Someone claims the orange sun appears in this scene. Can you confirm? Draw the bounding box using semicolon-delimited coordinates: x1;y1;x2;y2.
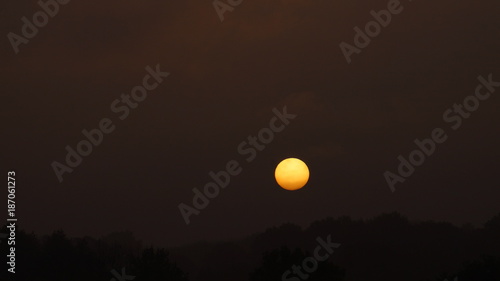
275;158;310;191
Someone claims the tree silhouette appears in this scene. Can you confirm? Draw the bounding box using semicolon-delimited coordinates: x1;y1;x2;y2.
130;247;189;281
2;212;500;281
457;255;500;281
250;246;344;281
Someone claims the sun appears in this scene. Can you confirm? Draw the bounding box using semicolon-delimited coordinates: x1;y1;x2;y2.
274;158;310;191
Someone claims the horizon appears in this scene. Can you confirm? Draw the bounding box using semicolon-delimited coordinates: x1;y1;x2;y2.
7;210;499;248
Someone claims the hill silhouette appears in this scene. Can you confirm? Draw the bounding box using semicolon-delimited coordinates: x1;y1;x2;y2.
1;212;499;281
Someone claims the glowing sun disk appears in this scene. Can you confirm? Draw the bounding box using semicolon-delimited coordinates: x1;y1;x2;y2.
275;158;309;191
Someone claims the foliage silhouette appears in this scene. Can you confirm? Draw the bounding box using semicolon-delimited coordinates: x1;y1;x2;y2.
130;247;189;281
1;212;499;281
250;246;345;281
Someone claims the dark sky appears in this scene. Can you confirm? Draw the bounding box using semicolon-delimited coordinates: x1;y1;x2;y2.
1;0;499;247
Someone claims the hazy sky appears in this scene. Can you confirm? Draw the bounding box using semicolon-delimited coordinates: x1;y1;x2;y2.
1;0;499;247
